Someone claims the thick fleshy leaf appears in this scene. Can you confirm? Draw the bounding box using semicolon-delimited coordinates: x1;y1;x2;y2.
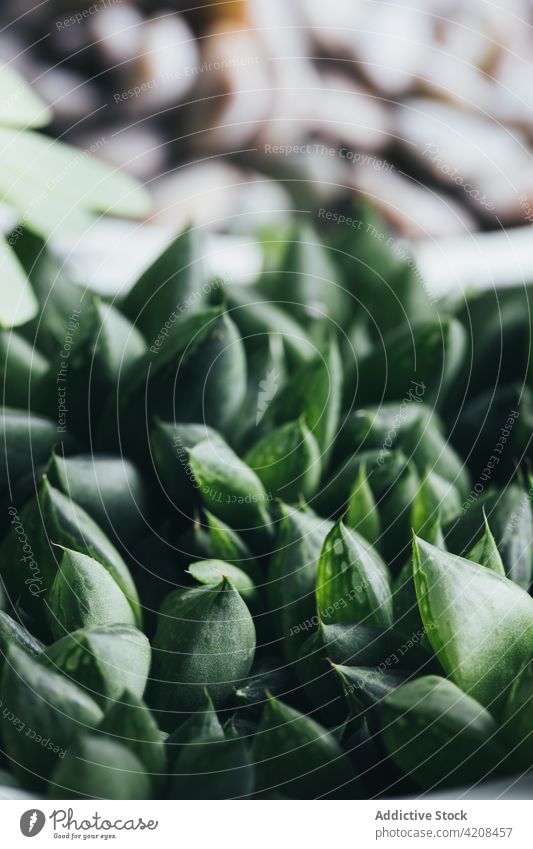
259;223;351;326
413;536;533;711
46;452;149;546
380;676;505;789
47;549;136;640
99;690;166;780
48;735;150;799
445;485;533;589
0;236;39;327
122;225;206;341
165;689;224;756
111;309;246;451
1;646;103;790
379;462;420;565
234;657;296;720
316;520;392;628
188;438;272;538
266;336;342;460
0;408;74;488
149;579;256;730
245;418;321;501
227;288;313;366
0;64;52;127
501;659;533;769
345;464;380;547
0;330;48;409
393;517;445;638
356;318;466;406
252;695;359;798
188;559;258;608
466;513;505;576
267;504;332;661
0;478;140;624
180;509;260;583
312;449;407;519
333;664;409;721
411;471;461;536
170;733;253;800
44;624;150;708
0;610;43;673
0;126;150;219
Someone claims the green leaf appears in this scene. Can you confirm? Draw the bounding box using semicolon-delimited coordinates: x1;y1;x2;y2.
0;408;75;488
46;452;149;546
0;478;140;625
245;418;321;501
188;438;272;538
334;401;432;463
346;463;380;546
413;536;533;711
399;415;470;497
0;64;52;128
149;578;256;730
252;695;359;798
180;509;260;583
312;449;407;519
234;658;295;719
1;646;103;790
380;462;420;566
267;335;342;460
47;549;136;640
0;236;39;327
48;734;150;799
392;516;445;638
380;675;504;789
44;624;150;709
296;620;434;727
122;224;206;341
169;733;253;800
99;690;166;781
466;512;505;576
501;658;533;769
411;471;461;536
113;309;247;450
0;330;48;408
259;222;351;326
188;559;258;608
0;611;43;674
316;520;393;628
165;689;224;755
356;318;466;406
0;126;150;219
227;288;313;366
445;484;533;589
267;503;332;661
333;664;409;720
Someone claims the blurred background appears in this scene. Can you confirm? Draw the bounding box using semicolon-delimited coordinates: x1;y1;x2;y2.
2;0;533;294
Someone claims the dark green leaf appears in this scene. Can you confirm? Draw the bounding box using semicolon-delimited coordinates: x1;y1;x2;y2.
1;646;103;790
44;624;150;708
150;579;256;729
413;536;533;711
48;734;150;799
245;418;321;501
380;676;504;789
252;695;359;798
316;520;392;628
47;549;136;640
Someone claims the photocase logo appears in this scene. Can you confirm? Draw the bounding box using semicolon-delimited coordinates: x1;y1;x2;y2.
256;367;280;425
20;810;46;837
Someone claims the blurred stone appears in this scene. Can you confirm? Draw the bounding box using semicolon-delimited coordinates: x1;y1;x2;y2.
151;160;291;232
350;162;477;237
